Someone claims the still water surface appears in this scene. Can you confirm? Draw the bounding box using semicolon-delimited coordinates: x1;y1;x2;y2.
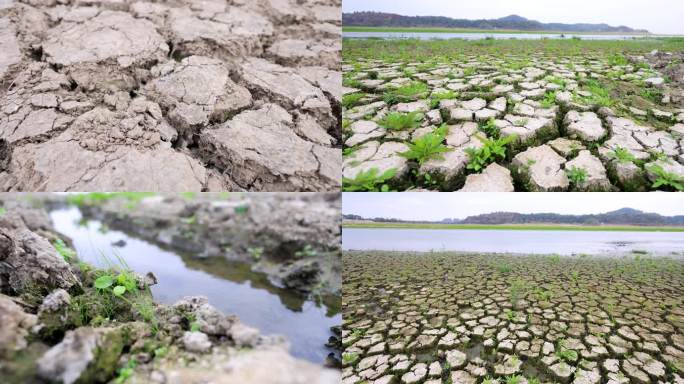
50;207;340;363
343;31;662;41
343;228;684;257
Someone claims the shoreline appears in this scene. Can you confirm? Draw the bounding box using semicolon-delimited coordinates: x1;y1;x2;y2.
342;26;680;37
342;222;684;232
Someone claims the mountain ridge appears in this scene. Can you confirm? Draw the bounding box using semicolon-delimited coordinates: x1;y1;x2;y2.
342;12;650;34
343;208;684;226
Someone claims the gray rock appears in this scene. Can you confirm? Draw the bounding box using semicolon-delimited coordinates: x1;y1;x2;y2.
564;111;606;142
549;362;576;383
565;150;612;191
459;163;514;192
38;288;71;315
230;322;261;347
645;77;664;87
0;18;22;79
37;327;122;384
445;349;467;369
512;145;569;191
0;294;37;356
182;331;212;353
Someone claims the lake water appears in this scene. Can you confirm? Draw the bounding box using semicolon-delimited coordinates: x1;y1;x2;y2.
50;207;340;364
343;31;657;41
343;228;684;257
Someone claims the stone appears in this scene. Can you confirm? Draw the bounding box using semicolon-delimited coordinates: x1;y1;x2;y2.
459;163;514;192
0;294;37;356
182;331;212;353
565;150;612;191
230;322;261;347
445;349;467;369
37;327;124;384
645;77;665;86
38;288;71;315
512;145;569;191
564;111;606;142
549;362;576;383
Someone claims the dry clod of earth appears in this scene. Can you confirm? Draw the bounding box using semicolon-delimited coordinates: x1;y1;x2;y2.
0;0;341;191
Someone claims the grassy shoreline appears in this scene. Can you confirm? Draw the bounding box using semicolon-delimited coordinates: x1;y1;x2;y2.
342;26;656;36
343;222;684;232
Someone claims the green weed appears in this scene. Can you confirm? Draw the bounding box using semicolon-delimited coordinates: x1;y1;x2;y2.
378;112;424;131
608;146;636;164
540;91;557;108
478;118;500;138
342;93;365;109
53;239;77;262
566;166;588;186
399;125;452;165
647;164;684;191
465;134;516;173
342;168;397;192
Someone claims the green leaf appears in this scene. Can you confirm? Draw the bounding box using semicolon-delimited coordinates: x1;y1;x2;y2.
94;275;114;290
113;285;126;296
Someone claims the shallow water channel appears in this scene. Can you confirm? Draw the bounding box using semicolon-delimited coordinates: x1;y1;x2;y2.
343;228;684;257
342;31;665;40
50;207;340;364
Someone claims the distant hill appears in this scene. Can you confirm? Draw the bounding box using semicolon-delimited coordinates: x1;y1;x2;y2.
342;12;650;34
343;208;684;226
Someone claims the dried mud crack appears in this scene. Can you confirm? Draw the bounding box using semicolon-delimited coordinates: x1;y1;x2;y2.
0;0;341;191
342;251;684;384
342;39;684;191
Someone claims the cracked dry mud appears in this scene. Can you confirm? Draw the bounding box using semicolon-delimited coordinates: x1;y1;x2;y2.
342;251;684;384
0;0;341;191
342;46;684;192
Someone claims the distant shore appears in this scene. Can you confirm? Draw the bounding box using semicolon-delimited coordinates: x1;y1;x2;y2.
343;222;684;232
341;26;657;35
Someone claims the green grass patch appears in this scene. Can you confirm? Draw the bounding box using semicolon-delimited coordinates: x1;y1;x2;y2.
342;222;684;232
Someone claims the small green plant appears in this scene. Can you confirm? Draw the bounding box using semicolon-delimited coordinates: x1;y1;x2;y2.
342;93;365;109
556;340;579;363
399;125;452;165
463;67;476;76
432;90;457;101
247;247;264;261
509;278;529;307
234;205;249;215
549;254;561;264
382;91;400;106
580;79;613;107
497;263;511;273
190;322;201;332
608;146;636;164
566;166;588;186
608;53;629;66
0;207;6;216
505;309;515;321
378;111;424;131
154;346;168;359
479;118;500;138
53;238;77;262
343;167;397;192
342;352;359;365
505;375;523;384
295;244;318;258
393;81;429;100
180;192;196;200
115;359;137;384
465;134;516;173
647;164;684;191
513;118;528;126
540;91;557;108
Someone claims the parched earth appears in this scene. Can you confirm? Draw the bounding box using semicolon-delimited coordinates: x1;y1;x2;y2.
342;251;684;384
342;50;684;191
0;0;341;191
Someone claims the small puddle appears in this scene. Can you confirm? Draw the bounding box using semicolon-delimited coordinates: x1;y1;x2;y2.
50;207;340;364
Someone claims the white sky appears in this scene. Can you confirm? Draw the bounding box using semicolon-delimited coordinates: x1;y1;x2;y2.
342;0;684;35
343;193;684;221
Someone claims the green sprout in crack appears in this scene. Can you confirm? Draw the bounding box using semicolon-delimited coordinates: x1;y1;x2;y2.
342;167;397;192
566;166;588;186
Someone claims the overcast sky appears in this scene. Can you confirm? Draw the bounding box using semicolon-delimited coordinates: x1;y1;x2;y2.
342;0;684;35
343;193;684;221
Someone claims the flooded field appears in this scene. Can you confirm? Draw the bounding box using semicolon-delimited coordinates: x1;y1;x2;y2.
50;206;340;363
342;39;684;192
342;228;684;257
342;251;684;383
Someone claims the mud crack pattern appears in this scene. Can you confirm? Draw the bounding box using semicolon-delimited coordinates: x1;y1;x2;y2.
0;0;341;191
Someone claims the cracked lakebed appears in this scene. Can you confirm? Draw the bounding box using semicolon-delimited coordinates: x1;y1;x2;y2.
342;39;684;192
342;251;684;384
0;0;341;191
